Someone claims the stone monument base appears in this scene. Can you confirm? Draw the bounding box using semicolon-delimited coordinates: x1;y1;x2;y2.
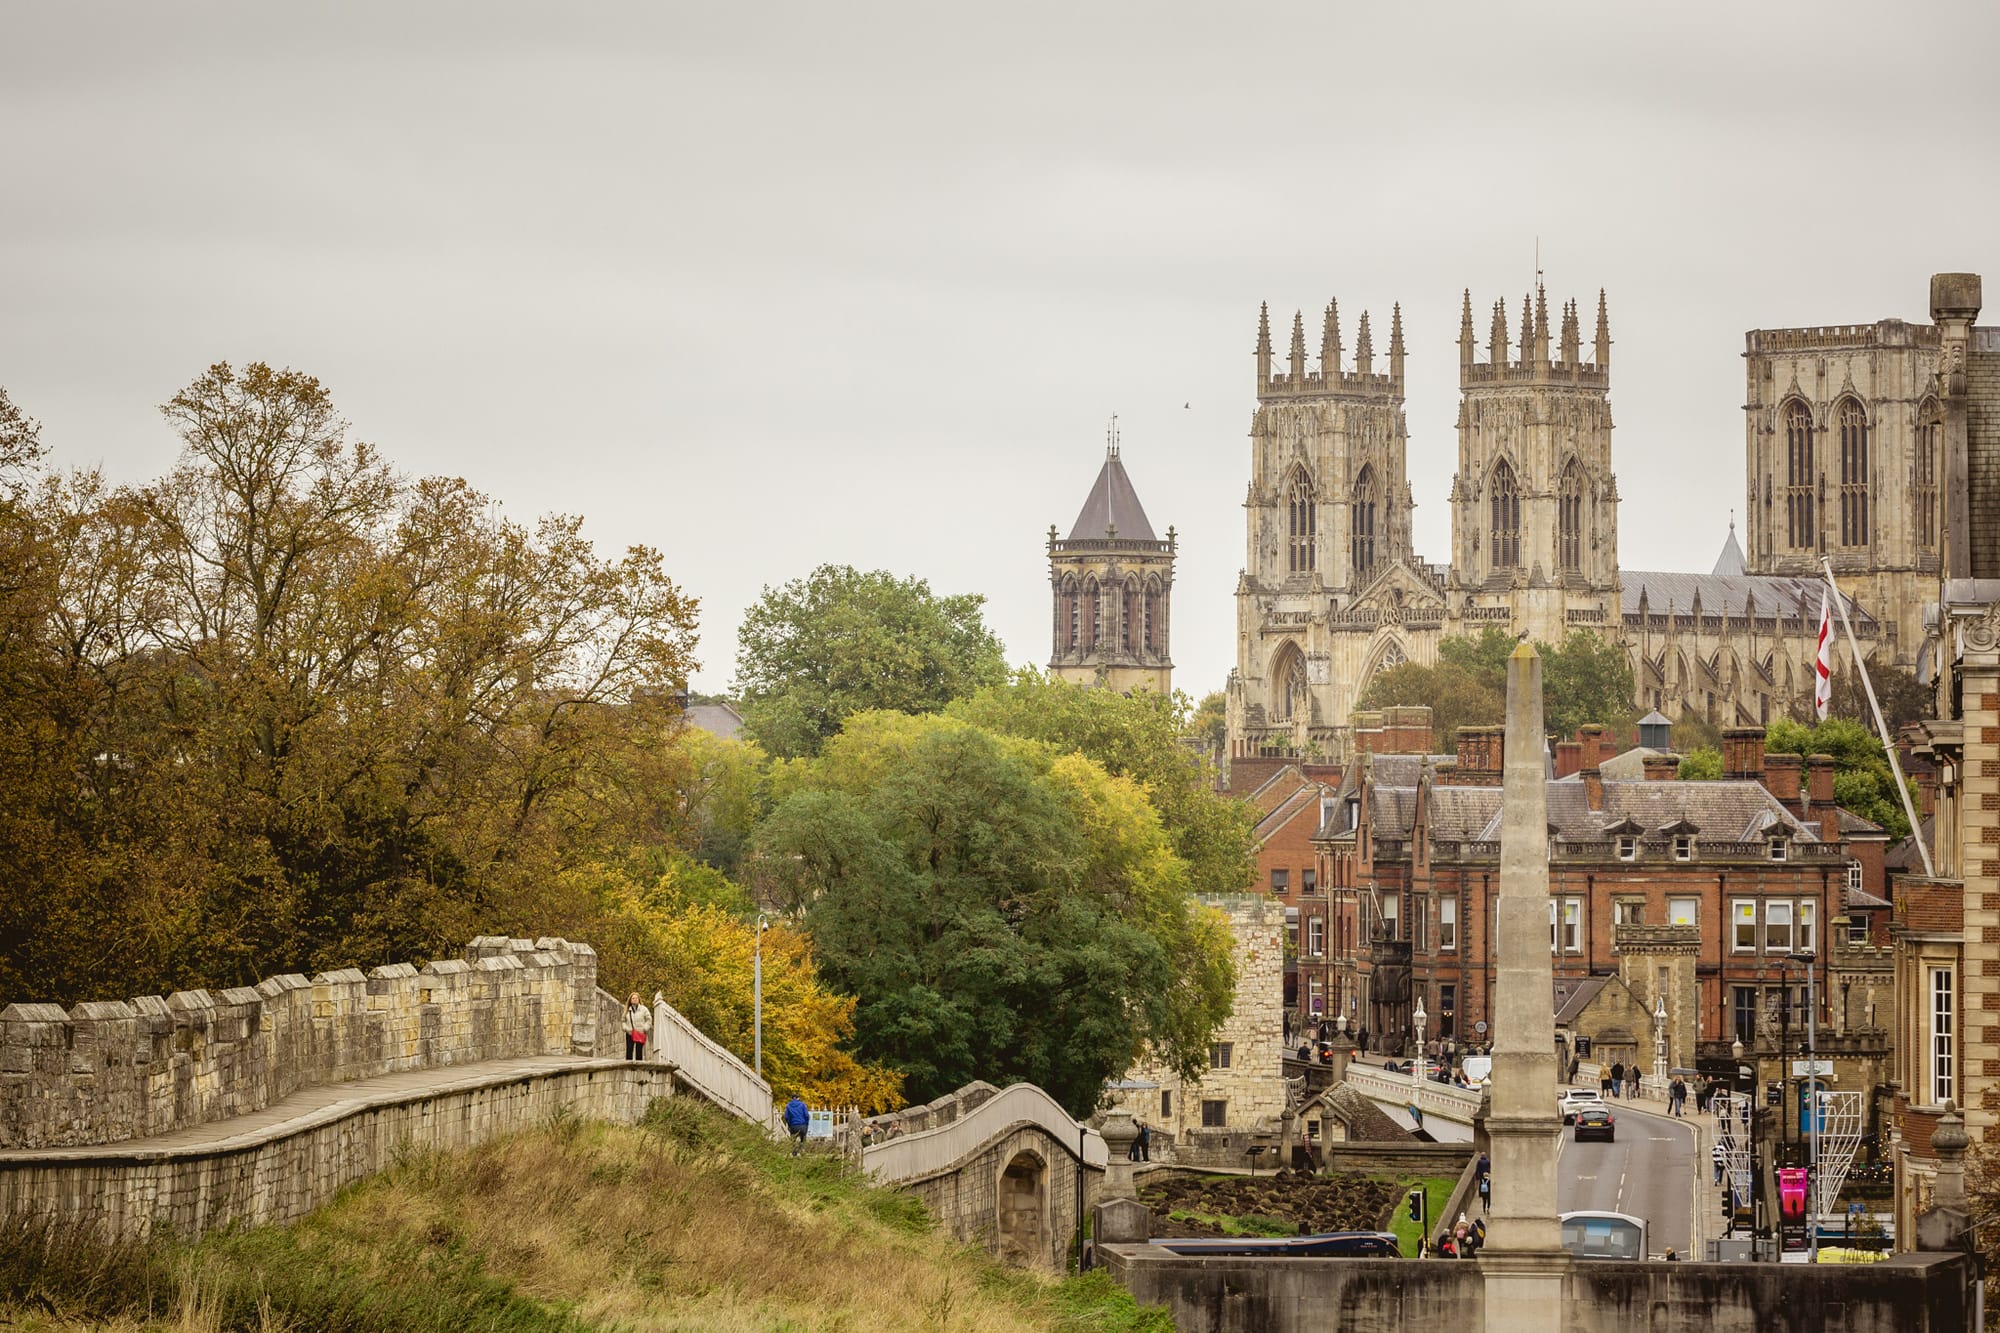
1477;1250;1570;1333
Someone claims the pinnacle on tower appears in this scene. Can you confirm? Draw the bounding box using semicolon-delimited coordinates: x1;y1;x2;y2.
1559;298;1580;365
1256;302;1272;387
1459;289;1476;363
1533;282;1550;364
1518;292;1534;368
1593;288;1611;368
1289;309;1307;383
1321;298;1342;374
1490;296;1509;366
1389;303;1406;385
1355;310;1373;374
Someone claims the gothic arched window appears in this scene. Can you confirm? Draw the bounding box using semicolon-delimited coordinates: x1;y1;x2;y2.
1144;577;1163;655
1783;399;1815;549
1489;460;1521;569
1287;468;1317;574
1059;575;1078;653
1558;458;1583;573
1837;397;1869;547
1272;644;1309;722
1121;578;1139;653
1916;398;1939;551
1351;465;1379;583
1082;577;1099;651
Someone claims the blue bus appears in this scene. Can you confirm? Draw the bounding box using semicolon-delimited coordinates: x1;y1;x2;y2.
1558;1210;1649;1261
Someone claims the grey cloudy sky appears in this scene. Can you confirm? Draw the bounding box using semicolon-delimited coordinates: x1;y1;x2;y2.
4;3;1996;699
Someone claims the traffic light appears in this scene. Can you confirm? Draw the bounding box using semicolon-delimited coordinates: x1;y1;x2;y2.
1407;1188;1424;1224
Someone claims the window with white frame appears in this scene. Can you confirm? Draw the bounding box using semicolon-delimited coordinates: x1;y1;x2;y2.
1439;897;1457;952
1669;897;1698;928
1307;975;1323;1015
1614;899;1645;927
1732;900;1757;952
1549;900;1559;953
1764;900;1794;953
1932;968;1955;1106
1797;900;1816;954
1308;916;1325;957
1673;834;1695;861
1846;861;1864;894
1617;834;1637;861
1414;898;1428;952
1379;892;1399;940
1847;915;1868;945
1768;837;1787;862
1555;898;1582;953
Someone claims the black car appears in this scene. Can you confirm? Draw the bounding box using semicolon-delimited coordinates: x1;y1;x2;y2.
1573;1106;1615;1142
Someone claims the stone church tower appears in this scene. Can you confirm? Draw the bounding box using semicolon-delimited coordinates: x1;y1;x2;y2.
1449;284;1621;642
1226;297;1434;755
1047;428;1175;693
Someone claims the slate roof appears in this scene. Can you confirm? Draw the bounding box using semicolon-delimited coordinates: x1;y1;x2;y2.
1712;525;1746;576
1067;452;1157;541
685;702;745;740
1319;1082;1414;1143
1256;784;1325;842
1554;976;1612;1027
1620;570;1876;629
1360;777;1821;844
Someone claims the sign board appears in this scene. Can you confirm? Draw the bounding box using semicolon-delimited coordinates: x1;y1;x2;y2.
1474;1021;1489;1034
1791;1059;1835;1078
1777;1166;1811;1254
807;1109;836;1140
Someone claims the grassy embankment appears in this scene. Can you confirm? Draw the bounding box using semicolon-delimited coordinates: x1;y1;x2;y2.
1386;1176;1462;1257
0;1099;1170;1333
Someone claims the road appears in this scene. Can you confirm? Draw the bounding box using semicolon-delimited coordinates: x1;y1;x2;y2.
1557;1102;1697;1257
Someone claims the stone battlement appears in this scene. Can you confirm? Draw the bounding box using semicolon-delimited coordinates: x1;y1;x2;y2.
0;936;599;1150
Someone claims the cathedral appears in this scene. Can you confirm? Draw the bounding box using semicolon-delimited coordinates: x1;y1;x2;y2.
1223;282;1904;760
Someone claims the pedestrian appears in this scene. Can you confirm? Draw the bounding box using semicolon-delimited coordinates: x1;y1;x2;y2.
1664;1247;1679;1261
1467;1216;1486;1256
1138;1121;1151;1162
1358;1027;1370;1054
1711;1140;1726;1185
1297;1041;1311;1062
1477;1172;1490;1212
1435;1229;1456;1259
623;992;652;1061
1475;1151;1490;1184
1568;1055;1581;1085
1628;1066;1640;1099
1454;1219;1471;1258
1670;1076;1686;1116
784;1094;810;1156
1608;1061;1623;1098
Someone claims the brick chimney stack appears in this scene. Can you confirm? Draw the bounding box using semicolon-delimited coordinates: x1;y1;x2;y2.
1722;727;1766;782
1352;709;1384;757
1579;725;1606;812
1642;754;1682;781
1455;726;1505;787
1808;753;1840;840
1578;724;1610;772
1555;740;1583;779
1381;705;1434;756
1765;753;1803;804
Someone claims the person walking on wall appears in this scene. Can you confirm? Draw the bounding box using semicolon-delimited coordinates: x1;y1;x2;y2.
784;1095;810;1156
624;992;651;1061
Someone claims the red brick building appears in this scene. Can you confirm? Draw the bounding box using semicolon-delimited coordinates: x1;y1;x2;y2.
1238;763;1338;1029
1315;724;1873;1071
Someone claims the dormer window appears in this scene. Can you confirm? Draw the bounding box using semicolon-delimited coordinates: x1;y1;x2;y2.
1672;835;1694;861
1768;837;1787;862
1617;835;1638;861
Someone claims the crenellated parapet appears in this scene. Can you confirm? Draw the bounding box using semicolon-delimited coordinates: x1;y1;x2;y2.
0;936;599;1150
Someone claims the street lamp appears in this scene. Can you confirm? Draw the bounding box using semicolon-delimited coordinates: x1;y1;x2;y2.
1653;993;1668;1092
754;912;767;1078
1794;950;1820;1264
1413;996;1428;1090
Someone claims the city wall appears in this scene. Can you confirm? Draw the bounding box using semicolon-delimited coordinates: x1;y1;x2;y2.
0;936;601;1150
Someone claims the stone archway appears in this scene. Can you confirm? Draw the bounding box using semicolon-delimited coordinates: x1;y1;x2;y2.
996;1150;1048;1265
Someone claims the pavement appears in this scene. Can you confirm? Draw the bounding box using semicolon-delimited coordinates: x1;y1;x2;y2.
1559;1076;1711;1258
0;1054;633;1162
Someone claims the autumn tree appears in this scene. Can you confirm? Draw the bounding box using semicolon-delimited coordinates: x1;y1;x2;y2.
731;564;1005;758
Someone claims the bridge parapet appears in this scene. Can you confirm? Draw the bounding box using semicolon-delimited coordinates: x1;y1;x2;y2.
0;937;600;1150
1342;1062;1484;1127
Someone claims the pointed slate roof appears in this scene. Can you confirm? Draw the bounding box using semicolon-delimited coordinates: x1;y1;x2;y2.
1713;523;1746;576
1067;451;1157;541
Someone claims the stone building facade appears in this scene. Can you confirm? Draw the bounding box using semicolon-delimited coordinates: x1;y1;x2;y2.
1893;272;2000;1248
1047;432;1175;694
1224;281;1921;761
1111;894;1284;1141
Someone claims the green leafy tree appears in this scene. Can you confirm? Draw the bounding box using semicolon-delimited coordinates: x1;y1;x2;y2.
1826;662;1931;733
1362;628;1634;745
1676;748;1723;781
1189;689;1228;756
1539;631;1640;741
1438;627;1517;682
1356;662;1503;745
1764;717;1913;839
949;671;1256;898
756;712;1234;1115
732;564;1006;759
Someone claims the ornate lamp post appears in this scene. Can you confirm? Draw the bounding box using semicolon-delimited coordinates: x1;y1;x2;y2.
1413;996;1428;1090
1653;993;1668;1091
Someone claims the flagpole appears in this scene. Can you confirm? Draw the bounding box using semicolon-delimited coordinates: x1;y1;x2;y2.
1820;559;1933;878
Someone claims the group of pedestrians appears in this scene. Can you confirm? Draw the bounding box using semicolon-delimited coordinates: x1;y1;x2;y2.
1596;1061;1642;1099
1433;1213;1486;1258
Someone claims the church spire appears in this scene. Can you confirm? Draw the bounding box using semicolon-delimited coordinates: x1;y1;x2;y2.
1593;288;1611;368
1533;282;1550;365
1559;298;1580;365
1518;292;1534;368
1289;309;1306;384
1459;289;1476;373
1389;303;1406;387
1491;296;1509;366
1321;299;1342;377
1355;310;1374;375
1255;302;1272;388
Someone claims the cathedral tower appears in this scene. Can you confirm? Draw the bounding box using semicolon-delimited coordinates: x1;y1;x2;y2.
1229;296;1433;759
1450;283;1621;642
1048;424;1175;693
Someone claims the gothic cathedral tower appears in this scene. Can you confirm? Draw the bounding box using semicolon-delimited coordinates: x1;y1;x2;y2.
1450;284;1621;641
1228;297;1428;757
1048;426;1175;693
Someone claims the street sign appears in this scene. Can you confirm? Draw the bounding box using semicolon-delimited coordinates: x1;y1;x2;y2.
1474;1021;1488;1034
1790;1059;1834;1078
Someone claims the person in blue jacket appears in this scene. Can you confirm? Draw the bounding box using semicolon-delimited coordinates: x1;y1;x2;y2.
784;1095;810;1156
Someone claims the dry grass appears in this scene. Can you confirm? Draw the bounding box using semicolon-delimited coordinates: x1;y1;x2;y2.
0;1099;1168;1333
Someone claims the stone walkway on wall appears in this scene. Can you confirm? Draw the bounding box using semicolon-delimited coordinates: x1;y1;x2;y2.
0;1053;628;1163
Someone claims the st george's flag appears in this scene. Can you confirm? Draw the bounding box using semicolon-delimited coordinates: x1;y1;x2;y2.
1814;588;1834;721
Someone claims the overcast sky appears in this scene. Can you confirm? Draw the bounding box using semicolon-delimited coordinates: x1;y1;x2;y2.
4;3;1995;699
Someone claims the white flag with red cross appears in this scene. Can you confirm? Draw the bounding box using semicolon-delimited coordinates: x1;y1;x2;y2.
1814;588;1834;721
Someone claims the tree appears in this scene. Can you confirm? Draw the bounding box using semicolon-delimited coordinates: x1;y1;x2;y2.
1764;717;1913;839
949;671;1257;898
1188;690;1228;756
1540;631;1640;741
1356;660;1503;746
1361;628;1635;746
1676;748;1723;781
732;564;1005;758
1827;661;1931;733
756;712;1235;1116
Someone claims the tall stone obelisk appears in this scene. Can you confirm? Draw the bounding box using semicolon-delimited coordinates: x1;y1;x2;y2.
1479;643;1567;1329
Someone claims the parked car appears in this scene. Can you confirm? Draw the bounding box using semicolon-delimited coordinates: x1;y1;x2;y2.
1558;1089;1605;1124
1573;1106;1616;1142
